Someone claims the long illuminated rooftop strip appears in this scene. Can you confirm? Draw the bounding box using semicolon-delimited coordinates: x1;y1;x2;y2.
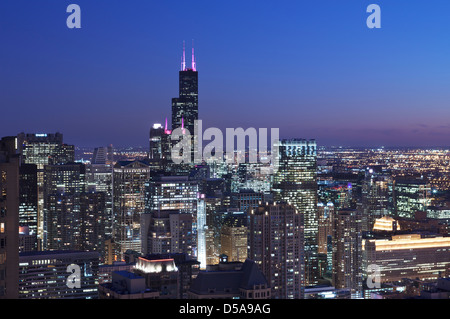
371;235;450;251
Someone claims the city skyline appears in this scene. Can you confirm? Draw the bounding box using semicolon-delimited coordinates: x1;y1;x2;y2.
3;0;450;304
2;1;450;148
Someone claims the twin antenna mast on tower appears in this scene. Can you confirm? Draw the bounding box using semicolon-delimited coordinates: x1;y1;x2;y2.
181;40;196;72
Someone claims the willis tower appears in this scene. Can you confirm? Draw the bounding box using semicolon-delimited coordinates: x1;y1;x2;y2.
172;41;198;136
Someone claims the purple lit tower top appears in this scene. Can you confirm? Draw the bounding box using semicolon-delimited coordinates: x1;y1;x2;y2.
172;40;198;136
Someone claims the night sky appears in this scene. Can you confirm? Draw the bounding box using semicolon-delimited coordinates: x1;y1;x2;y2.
2;0;450;148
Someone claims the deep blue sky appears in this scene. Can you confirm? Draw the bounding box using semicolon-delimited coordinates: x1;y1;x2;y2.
1;0;450;148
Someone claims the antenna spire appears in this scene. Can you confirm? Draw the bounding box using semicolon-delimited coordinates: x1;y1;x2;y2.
164;117;171;134
191;39;196;71
181;41;186;71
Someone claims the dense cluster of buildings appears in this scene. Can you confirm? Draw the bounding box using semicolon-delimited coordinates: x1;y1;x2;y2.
1;49;450;300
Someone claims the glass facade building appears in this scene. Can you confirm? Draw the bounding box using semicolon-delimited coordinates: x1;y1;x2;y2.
17;133;75;245
272;139;318;285
112;160;151;260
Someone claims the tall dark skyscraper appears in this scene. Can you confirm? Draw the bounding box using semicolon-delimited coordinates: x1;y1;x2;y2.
171;42;198;136
0;136;20;299
19;164;38;235
19;164;38;251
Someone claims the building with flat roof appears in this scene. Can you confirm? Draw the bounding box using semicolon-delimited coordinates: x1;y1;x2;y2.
363;233;450;283
18;250;100;299
143;253;200;299
419;277;450;299
304;285;351;299
0;136;20;299
98;270;159;299
187;259;270;299
98;261;136;284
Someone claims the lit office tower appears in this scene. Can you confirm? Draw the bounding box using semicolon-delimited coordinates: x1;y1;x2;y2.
144;175;207;268
318;202;334;255
87;147;114;241
43;163;107;254
86;163;113;239
394;177;431;219
79;191;107;254
220;214;248;263
17;133;75;167
332;208;362;299
204;196;225;265
44;162;86;196
44;190;106;255
149;122;172;170
141;210;194;257
360;166;393;231
172;43;198;136
19;163;38;251
317;202;334;279
45;193;81;250
18;250;100;299
17;132;74;246
235;162;273;193
232;189;266;213
0;137;20;299
363;233;450;283
272;139;318;285
249;202;305;299
43;163;86;250
112;160;151;260
145;176;199;213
